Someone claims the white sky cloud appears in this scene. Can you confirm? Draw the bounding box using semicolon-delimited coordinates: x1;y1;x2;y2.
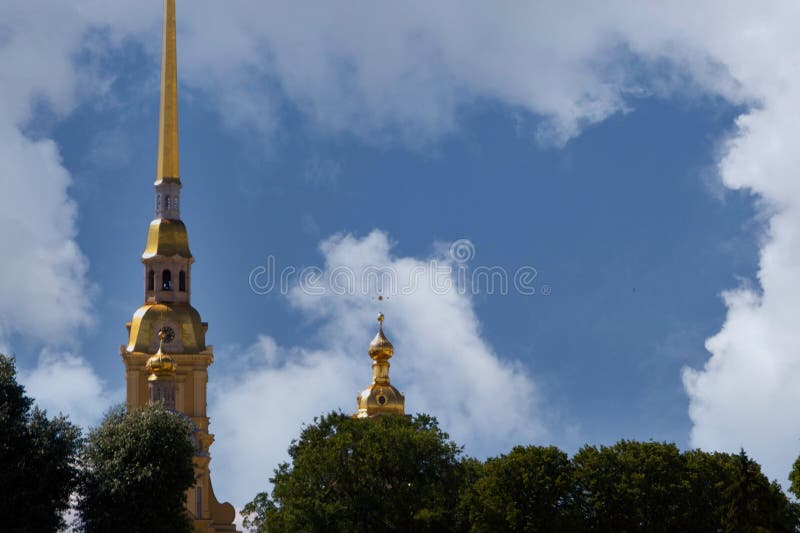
0;1;131;428
19;350;123;429
210;230;547;508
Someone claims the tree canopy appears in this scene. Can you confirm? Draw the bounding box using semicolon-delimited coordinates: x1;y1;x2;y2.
0;354;82;533
245;413;800;533
243;412;469;533
472;441;798;533
722;449;798;533
572;440;691;531
75;404;197;533
463;445;579;532
788;451;800;502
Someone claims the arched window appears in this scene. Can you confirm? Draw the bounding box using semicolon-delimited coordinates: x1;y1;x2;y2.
179;271;186;292
164;195;170;211
148;270;155;291
162;269;173;291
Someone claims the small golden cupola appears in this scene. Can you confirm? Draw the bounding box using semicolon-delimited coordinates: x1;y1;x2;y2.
356;313;405;418
145;328;178;410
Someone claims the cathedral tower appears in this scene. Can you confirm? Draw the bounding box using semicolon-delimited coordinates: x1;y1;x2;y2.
119;1;237;530
356;313;406;418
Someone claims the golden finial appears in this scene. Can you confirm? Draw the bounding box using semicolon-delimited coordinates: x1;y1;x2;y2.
146;326;177;378
157;327;167;352
156;0;180;185
368;313;393;360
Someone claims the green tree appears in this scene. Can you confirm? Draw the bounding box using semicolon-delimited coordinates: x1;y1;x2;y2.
722;449;797;533
243;412;467;533
463;445;580;532
0;354;82;533
571;442;798;532
454;457;485;531
75;404;197;533
789;450;800;501
683;449;739;530
572;440;690;532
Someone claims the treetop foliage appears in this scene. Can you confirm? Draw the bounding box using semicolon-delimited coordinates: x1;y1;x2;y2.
75;404;197;533
245;414;800;533
0;354;82;533
244;412;468;533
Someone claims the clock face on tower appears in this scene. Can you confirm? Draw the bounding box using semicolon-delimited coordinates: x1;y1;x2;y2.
162;326;176;344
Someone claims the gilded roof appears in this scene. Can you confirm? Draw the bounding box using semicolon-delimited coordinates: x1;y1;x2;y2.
368;313;394;360
356;383;405;418
143;218;192;259
127;303;207;354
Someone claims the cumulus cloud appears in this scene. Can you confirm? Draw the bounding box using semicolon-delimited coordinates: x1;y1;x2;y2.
0;1;140;425
682;103;800;484
593;1;800;488
19;350;123;429
0;127;93;345
0;6;93;344
210;231;546;508
169;1;737;144
36;1;735;145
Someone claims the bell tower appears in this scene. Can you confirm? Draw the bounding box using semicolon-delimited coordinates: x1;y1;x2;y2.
119;1;238;531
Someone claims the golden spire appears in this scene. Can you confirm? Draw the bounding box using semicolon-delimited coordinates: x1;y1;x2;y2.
356;313;405;418
156;0;180;185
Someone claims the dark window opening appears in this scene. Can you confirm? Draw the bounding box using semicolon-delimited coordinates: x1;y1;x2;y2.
162;270;173;291
148;270;155;291
179;271;187;292
196;487;202;518
164;195;170;211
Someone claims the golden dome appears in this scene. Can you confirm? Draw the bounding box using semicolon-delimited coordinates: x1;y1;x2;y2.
146;329;177;379
143;218;192;259
356;383;405;418
126;303;207;354
368;313;394;360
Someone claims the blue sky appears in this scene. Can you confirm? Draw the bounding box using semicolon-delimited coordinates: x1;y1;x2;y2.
2;0;799;511
62;88;755;446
